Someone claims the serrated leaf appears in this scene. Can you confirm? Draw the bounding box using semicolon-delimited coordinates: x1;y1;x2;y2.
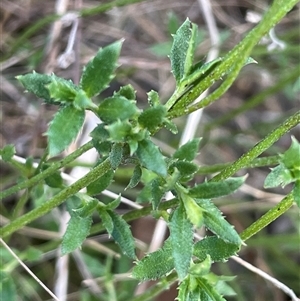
196;199;242;245
87;169;114;196
264;164;293;188
163;118;178;134
109;142;123;169
197;277;226;301
98;208;114;234
132;239;174;281
80;40;123;97
169;203;193;280
0;144;15;162
46;76;78;103
107;210;136;259
177;277;190;301
172;160;199;181
46;106;85;156
181;193;204;228
73;89;97;110
90;123;110;142
106;120;132;142
170;19;197;83
126;165;142;190
114;84;136;100
189;176;246;199
193;236;240;262
16;72;54;103
138;105;167;132
147;90;160;107
189;256;212;276
293;181;300;207
136;139;167;176
173;138;201;162
97;96;138;124
61;214;92;254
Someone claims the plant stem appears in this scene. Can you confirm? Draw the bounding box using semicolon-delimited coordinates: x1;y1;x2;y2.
168;0;299;119
240;193;294;241
211;110;300;182
0;141;94;201
0;158;111;238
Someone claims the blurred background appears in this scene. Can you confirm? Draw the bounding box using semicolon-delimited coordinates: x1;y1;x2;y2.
1;0;299;300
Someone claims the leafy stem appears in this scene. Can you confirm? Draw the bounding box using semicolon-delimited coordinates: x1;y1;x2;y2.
167;0;299;119
0;140;94;201
240;193;294;241
211;110;300;182
0;158;111;238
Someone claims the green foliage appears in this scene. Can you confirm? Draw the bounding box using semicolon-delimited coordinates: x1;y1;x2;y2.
3;4;300;301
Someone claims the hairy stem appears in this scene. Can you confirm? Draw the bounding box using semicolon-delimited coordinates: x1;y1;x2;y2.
1;158;111;238
1;141;94;201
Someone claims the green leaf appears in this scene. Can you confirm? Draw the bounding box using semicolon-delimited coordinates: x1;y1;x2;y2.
105;120;132;142
46;106;85;156
114;84;136;100
171;160;199;181
197;277;226;301
90;123;110;142
132;239;174;281
16;72;53;103
87;169;114;196
136;139;167;176
147;90;160;107
105;195;121;210
170;18;198;83
189;176;246;199
181;193;204;228
0;271;17;301
0;144;15;162
46;76;78;103
72;195;99;218
138;105;167;132
126;165;142;190
196;199;242;245
281;136;300;174
109;142;123;169
264;164;293;188
193;236;240;262
73;89;97;110
293;181;300;207
98;208;114;234
169;203;194;280
97;96;138;124
173;138;201;161
44;170;63;188
106;210;136;259
80;40;123;97
151;178;165;209
189;256;212;276
61;214;92;254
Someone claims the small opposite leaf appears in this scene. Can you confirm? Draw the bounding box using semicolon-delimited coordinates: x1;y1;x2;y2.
80;40;123;97
173;138;201;161
189;176;246;199
16;72;53;103
196;199;242;246
125;165;142;190
0;145;15;162
46;106;85;156
147;90;160;107
106;120;132;142
264;164;292;188
281;136;300;171
114;84;136;100
138;105;167;132
98;208;114;234
62;214;92;254
136;139;167;176
97;96;138;124
132;239;174;281
169;203;194;280
109;142;123;169
193;236;240;262
170;19;197;83
107;210;136;259
181;193;204;228
87;169;114;196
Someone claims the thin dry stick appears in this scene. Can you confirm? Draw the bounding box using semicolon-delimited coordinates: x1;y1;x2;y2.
231;256;300;301
0;238;60;301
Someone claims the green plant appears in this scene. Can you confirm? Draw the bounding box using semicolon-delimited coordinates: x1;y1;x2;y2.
1;0;299;300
